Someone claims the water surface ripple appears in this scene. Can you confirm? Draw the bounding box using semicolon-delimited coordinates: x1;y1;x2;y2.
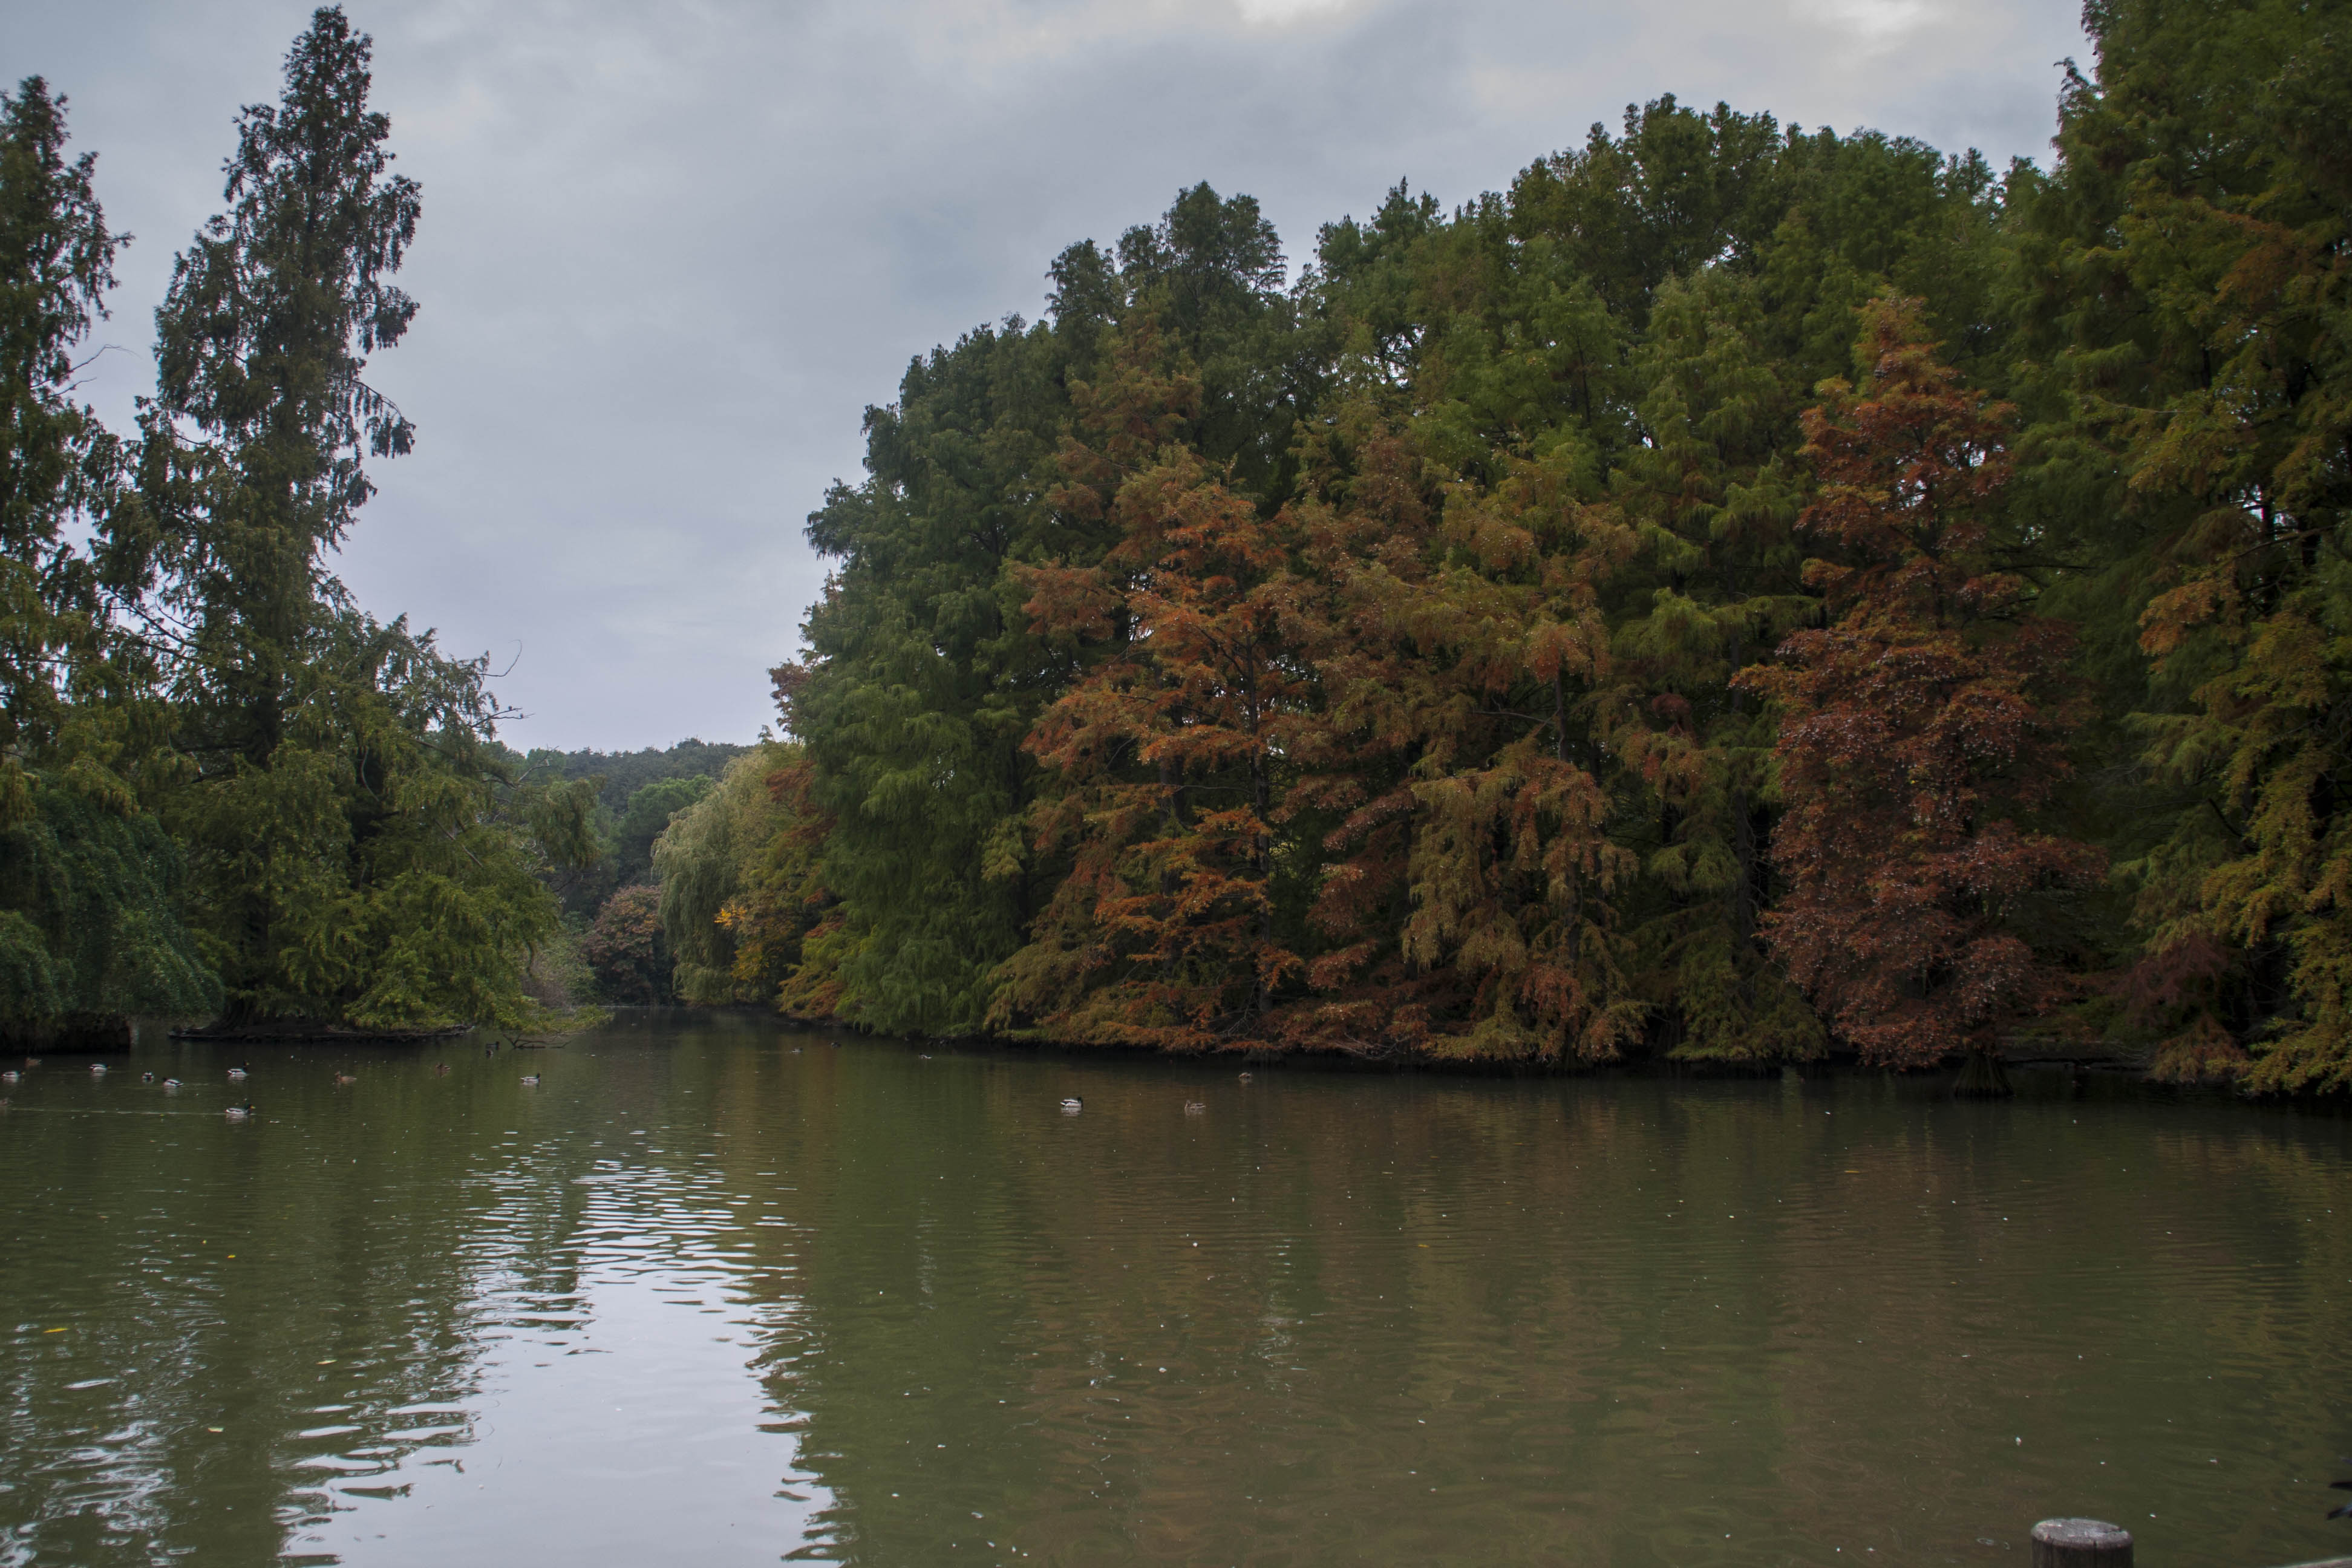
1;1013;2348;1566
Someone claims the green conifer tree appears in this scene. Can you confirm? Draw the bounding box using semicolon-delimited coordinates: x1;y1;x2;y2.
1602;271;1820;1060
2015;0;2352;1089
0;77;217;1043
106;9;569;1033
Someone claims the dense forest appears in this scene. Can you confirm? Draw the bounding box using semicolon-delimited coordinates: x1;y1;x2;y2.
649;0;2352;1094
7;1;2350;1092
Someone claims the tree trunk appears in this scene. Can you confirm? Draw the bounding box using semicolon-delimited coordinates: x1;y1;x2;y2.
1955;1045;2013;1100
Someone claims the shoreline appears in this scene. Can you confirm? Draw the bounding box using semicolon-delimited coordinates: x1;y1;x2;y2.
590;1005;2352;1107
52;1005;2344;1110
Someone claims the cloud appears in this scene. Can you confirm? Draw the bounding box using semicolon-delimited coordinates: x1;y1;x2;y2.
1797;0;1939;45
8;0;2086;750
1236;0;1365;25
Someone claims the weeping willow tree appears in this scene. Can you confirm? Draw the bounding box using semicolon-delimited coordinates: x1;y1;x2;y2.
654;740;835;1009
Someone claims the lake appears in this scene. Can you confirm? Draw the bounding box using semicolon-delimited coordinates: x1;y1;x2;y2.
2;1011;2349;1566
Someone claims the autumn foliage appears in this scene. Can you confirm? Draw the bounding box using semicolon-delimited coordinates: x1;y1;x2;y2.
1736;300;2102;1067
987;322;1646;1060
996;328;1312;1047
738;9;2352;1093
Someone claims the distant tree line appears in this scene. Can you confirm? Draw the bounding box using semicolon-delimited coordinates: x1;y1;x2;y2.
521;740;749;1005
649;0;2352;1093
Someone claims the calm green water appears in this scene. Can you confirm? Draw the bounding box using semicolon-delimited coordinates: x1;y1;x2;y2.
2;1014;2350;1567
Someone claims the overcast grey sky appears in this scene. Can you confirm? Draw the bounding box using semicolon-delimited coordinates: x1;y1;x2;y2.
8;0;2088;752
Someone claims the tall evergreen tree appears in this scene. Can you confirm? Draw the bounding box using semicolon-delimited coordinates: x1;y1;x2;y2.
0;77;216;1042
799;185;1299;1037
1997;0;2352;1089
1598;270;1819;1061
106;9;571;1033
796;314;1081;1036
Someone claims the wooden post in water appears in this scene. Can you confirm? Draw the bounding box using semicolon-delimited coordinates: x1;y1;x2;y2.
2031;1518;2132;1567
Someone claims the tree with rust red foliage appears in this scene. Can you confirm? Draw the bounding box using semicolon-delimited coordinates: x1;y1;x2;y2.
1736;298;2102;1076
582;884;668;1005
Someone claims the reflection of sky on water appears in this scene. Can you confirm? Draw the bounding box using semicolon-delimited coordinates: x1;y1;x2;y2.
309;1161;831;1567
0;1034;842;1568
6;1022;2352;1568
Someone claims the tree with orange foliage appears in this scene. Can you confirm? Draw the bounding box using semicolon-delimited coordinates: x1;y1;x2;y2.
1272;393;1647;1061
993;324;1312;1048
1391;448;1644;1060
1737;298;2102;1082
1269;409;1454;1054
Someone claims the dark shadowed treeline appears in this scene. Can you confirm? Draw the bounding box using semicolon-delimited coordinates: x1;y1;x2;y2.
659;0;2352;1091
